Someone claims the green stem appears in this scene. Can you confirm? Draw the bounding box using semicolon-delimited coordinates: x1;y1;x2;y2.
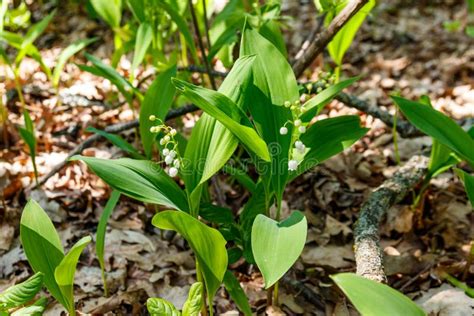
13;69;25;109
273;281;279;306
196;261;209;316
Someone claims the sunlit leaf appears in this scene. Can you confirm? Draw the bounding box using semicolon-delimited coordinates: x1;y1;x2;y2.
152;211;227;303
182;282;203;316
55;236;92;314
252;212;307;288
20;200;67;308
70;156;188;211
0;272;43;311
331;273;426;316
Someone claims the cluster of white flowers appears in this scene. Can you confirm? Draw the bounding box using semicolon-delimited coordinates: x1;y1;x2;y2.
149;115;181;177
278;100;310;171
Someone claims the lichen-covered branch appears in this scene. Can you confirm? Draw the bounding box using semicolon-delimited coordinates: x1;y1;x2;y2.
292;0;369;78
353;155;429;282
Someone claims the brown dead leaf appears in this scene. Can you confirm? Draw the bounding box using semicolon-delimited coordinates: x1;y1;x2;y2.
301;245;354;269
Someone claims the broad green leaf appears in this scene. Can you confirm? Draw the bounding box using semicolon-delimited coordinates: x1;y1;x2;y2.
258;20;287;58
294;115;369;178
96;190;121;295
130;22;153;80
52;38;97;88
139;65;176;158
393;96;474;167
20;200;67;308
55;236;91;314
252;212;307;288
181;282;203;316
152;211;228;303
0;272;43;311
331;273;426;316
71;156;188;211
326;0;375;66
90;0;122;28
455;169;474;209
223;270;252;316
0;0;8;33
300;77;359;122
86;127;144;159
21;10;55;49
240;26;299;202
146;297;180;316
173;78;270;162
181;56;255;214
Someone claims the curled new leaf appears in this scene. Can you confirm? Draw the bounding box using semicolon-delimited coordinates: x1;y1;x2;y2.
146;298;180;316
55;236;92;315
0;272;44;311
182;282;203;316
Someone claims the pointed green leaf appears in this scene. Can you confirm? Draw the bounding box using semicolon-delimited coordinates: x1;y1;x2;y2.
70;156;188;211
240;26;299;201
146;297;180;316
455;169;474;209
55;236;91;314
393;96;474;166
181;55;255;213
223;270;252;316
300;77;359;122
131;22;153;80
86;127;144;159
173;78;270;162
182;282;203;316
331;273;426;316
252;212;307;288
139;65;176;158
294;115;369;178
0;272;43;311
20;200;67;308
52;38;97;88
152;211;228;303
22;10;55;49
90;0;122;28
96;190;121;294
326;0;375;65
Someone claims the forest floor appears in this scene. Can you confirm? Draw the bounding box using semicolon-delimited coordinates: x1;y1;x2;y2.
1;0;474;315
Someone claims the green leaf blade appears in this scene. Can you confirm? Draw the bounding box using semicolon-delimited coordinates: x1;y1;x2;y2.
54;236;92;313
70;156;189;211
20;200;67;308
152;211;228;303
0;272;43;311
331;273;426;316
252;212;307;288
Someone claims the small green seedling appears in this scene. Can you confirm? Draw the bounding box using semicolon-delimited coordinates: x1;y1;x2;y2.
20;200;91;316
147;282;203;316
18;110;38;185
0;272;46;315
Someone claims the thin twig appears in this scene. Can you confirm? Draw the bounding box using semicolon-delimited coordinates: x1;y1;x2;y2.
354;155;429;282
202;0;212;51
292;0;369;78
188;0;217;90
